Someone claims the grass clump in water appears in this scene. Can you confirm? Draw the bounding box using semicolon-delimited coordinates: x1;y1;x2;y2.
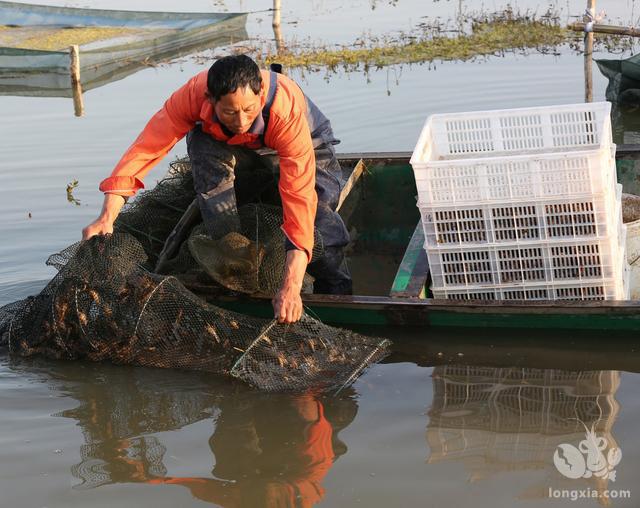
263;10;567;70
0;26;143;51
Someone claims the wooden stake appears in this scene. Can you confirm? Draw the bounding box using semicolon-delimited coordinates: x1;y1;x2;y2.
272;0;284;54
584;0;595;103
272;0;281;28
69;45;84;117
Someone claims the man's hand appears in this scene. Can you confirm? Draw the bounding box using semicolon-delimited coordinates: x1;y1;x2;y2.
82;193;126;240
272;249;307;324
273;283;303;324
82;218;114;240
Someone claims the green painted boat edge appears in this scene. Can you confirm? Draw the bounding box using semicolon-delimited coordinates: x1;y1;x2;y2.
209;294;640;331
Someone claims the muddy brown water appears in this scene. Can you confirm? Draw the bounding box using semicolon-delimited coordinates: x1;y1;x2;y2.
2;1;640;506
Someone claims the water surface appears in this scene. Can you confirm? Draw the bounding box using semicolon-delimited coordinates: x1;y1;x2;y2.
1;1;640;506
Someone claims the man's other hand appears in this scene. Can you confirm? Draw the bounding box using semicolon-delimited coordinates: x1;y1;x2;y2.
272;284;303;324
272;249;307;324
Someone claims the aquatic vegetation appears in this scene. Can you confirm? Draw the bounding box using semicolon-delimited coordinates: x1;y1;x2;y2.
240;8;637;72
264;19;566;70
0;26;144;51
66;179;80;206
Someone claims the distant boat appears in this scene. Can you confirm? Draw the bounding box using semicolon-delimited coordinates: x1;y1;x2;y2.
0;1;248;97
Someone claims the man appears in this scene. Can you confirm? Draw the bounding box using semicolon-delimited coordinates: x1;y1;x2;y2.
82;55;351;324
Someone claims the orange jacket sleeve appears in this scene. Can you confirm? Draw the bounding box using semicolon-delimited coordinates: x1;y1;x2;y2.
99;71;207;196
265;97;317;263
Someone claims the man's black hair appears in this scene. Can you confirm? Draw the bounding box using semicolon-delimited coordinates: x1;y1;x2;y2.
207;55;262;101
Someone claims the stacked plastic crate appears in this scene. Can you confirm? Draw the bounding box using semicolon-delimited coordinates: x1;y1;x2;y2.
410;102;629;301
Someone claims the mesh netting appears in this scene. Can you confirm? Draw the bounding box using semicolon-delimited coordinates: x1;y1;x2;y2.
114;158;322;296
189;203;321;294
623;193;640;224
0;233;390;392
230;315;383;392
113;160;196;269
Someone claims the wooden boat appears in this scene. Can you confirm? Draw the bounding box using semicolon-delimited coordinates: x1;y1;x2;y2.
185;146;640;332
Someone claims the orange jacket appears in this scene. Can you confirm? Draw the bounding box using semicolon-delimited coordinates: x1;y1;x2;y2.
100;69;318;261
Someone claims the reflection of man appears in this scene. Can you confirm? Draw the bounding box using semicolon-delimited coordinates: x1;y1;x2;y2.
152;394;336;507
58;366;357;507
82;54;351;324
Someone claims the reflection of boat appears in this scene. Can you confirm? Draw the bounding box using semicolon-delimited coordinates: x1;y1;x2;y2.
389;328;640;374
0;1;248;97
426;365;620;501
41;362;357;506
189;148;640;332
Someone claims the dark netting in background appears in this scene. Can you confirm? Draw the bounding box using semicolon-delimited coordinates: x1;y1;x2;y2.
114;157;322;295
189;203;321;294
113;158;196;270
0;234;390;392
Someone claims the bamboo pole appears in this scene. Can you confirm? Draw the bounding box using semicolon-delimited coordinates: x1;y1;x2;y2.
272;0;281;29
272;0;284;54
69;45;84;117
584;0;595;103
569;22;640;37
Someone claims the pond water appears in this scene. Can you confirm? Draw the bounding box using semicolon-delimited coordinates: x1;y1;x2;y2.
1;0;640;506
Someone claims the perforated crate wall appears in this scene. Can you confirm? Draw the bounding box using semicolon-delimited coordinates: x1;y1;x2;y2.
413;149;617;206
427;237;624;288
411;102;612;163
420;185;621;248
431;280;625;301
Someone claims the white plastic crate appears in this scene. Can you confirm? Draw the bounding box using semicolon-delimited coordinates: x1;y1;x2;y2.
420;185;622;249
410;102;614;206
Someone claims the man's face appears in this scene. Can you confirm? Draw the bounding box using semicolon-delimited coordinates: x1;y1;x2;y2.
212;85;262;135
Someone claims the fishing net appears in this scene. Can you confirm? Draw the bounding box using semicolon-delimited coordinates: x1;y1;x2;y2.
113;157;321;295
623;193;640;224
597;53;640;106
188;203;321;294
113;159;196;270
0;233;390;392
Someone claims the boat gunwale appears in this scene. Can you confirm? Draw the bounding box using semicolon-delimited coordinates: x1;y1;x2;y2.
337;146;640;162
189;286;640;315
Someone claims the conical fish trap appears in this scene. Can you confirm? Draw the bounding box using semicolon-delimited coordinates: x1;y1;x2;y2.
0;234;390;392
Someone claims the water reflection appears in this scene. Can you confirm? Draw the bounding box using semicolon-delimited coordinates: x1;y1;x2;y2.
427;365;620;502
42;364;356;507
